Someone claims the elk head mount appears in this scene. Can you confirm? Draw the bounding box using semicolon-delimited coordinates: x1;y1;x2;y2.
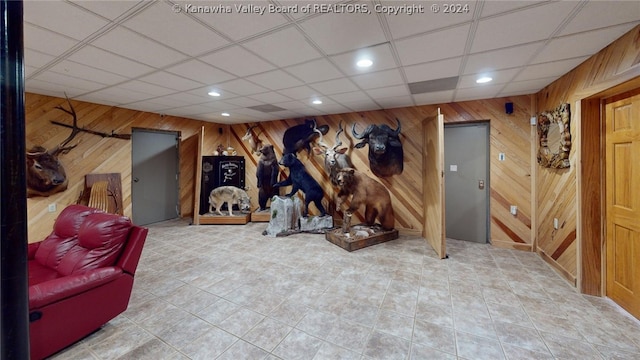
27;96;131;198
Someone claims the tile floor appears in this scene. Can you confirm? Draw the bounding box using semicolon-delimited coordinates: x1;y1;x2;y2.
51;219;640;359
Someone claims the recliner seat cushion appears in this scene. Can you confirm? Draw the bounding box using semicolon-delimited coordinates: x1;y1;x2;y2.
57;213;132;276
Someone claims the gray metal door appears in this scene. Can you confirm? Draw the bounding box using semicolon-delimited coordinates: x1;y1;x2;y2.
444;123;489;243
132;128;180;225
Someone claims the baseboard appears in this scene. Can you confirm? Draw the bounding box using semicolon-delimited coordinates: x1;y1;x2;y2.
537;249;577;287
490;239;533;251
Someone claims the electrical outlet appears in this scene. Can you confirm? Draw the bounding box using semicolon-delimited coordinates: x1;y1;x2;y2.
499;153;505;161
510;205;517;215
48;203;57;213
530;116;537;125
554;218;559;229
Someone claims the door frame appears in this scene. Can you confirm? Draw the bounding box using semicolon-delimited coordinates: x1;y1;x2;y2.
579;77;640;296
131;127;181;224
443;121;491;243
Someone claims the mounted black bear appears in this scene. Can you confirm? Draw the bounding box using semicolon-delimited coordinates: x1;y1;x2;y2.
274;153;326;217
256;144;279;211
282;118;329;155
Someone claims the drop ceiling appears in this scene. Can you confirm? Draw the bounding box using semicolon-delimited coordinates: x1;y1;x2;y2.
24;0;640;124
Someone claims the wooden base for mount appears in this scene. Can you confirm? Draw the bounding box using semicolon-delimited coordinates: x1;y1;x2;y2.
325;225;399;252
251;210;271;222
198;212;251;225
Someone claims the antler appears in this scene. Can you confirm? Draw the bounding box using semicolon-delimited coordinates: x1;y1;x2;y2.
50;95;81;156
333;121;344;150
313;120;329;149
49;95;131;156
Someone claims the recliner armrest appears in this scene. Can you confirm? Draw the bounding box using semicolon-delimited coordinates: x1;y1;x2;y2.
28;242;41;260
29;267;123;310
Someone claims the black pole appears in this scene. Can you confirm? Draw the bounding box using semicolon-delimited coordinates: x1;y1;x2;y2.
1;0;30;359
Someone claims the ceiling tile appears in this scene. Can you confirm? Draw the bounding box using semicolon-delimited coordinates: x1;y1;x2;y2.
329;91;371;103
70;0;142;20
199;46;275;77
396;24;470;66
70;93;120;107
374;96;415;109
49;60;128;85
499;77;557;96
350;69;404;89
249;91;294;104
412;90;454;105
277;85;322;100
383;1;473;39
344;100;381;112
559;2;640;36
120;101;173;113
25;49;56;69
533;25;637;64
123;2;229;56
284;59;343;84
514;57;589;82
186;86;240;101
24;24;78;58
309;78;359;95
214;79;269;96
480;1;547;18
330;43;397;76
366;85;410;100
24;1;109;40
243;27;322;67
165;60;236;85
306;103;350;115
454;84;503;102
458;68;521;88
188;0;289;41
91;27;189;68
84;86;158;105
26;78;97;99
298;10;387;55
471;1;578;53
273;100;313;111
224;97;265;108
117;80;176;97
404;57;462;83
464;43;542;74
128;96;193;110
138;71;204;91
67;45;155;78
246;70;304;90
32;71;109;92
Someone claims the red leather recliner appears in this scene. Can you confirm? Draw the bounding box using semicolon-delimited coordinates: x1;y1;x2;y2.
28;204;148;359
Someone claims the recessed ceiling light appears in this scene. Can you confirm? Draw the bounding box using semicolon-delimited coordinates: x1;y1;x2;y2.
312;99;322;105
208;91;221;97
221;112;230;116
476;76;493;84
356;59;373;68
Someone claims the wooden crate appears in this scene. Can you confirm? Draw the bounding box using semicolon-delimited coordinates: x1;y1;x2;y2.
325;226;399;252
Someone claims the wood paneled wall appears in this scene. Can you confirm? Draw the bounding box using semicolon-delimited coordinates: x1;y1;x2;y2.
25;94;229;242
535;25;640;290
26;92;533;251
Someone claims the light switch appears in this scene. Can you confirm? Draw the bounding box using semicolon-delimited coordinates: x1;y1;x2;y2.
499;153;505;161
510;205;517;215
554;218;559;229
450;165;457;172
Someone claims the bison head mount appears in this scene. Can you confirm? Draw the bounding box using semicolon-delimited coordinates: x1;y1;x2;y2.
352;118;403;177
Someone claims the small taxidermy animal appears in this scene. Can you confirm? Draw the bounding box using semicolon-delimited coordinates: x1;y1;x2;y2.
208;186;251;216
